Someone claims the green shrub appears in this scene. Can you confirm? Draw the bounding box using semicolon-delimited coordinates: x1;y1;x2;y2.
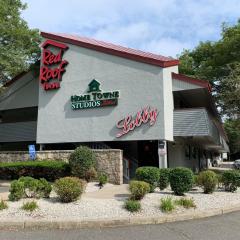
160;197;175;212
18;176;39;198
69;146;96;180
0;161;70;181
222;170;240;192
197;170;218;194
216;174;223;188
21;201;38;212
175;197;196;209
11;177;52;199
193;175;199;187
135;167;160;192
129;180;150;200
8;180;25;201
0;200;8;210
98;172;108;187
37;178;52;198
169;167;194;196
159;168;171;190
54;177;84;203
85;167;97;182
124;200;141;212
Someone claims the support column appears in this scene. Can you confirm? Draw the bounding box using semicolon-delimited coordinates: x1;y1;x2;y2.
158;140;168;168
39;144;45;151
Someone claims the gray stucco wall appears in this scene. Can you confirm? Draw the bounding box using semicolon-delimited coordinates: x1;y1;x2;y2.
0;71;39;111
168;141;199;171
37;40;174;144
172;78;202;91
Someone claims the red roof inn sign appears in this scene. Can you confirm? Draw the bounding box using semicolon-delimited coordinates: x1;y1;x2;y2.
40;40;69;90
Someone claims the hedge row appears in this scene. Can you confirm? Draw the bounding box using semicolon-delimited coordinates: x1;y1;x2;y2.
0;161;70;181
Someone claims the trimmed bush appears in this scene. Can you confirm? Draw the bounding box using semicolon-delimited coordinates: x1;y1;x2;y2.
124;200;141;212
197;170;218;194
222;170;240;192
193;175;199;187
169;167;194;196
129;180;150;200
8;180;25;201
69;146;96;180
11;177;52;199
160;197;175;212
0;200;8;210
135;167;160;192
0;161;70;181
159;168;171;190
21;201;38;212
18;176;39;198
85;167;97;182
98;172;108;187
216;174;223;189
37;178;52;198
54;177;84;203
175;197;196;209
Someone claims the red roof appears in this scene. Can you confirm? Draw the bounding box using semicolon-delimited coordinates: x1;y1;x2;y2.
172;72;212;92
41;32;179;68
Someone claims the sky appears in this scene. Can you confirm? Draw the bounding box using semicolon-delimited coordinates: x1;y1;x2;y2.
22;0;240;58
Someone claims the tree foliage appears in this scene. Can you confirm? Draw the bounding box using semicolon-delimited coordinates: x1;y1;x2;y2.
0;0;41;85
179;20;240;155
224;119;240;154
179;20;240;117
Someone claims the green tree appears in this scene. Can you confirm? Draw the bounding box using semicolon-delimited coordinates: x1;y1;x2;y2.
224;119;240;154
179;20;240;155
179;20;240;116
218;63;240;118
0;0;40;85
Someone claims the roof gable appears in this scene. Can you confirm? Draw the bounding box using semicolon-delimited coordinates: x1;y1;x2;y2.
172;73;211;92
41;32;179;68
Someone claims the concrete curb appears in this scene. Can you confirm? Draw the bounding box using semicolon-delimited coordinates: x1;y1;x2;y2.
1;204;240;230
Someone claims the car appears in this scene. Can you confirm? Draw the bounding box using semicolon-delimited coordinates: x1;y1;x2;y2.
234;159;240;169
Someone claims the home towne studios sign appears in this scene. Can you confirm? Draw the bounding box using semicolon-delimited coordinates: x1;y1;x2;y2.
71;80;120;110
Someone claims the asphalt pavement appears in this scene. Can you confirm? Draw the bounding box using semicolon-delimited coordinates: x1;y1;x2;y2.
0;210;239;240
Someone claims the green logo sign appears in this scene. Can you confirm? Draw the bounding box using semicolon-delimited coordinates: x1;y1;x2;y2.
71;79;120;110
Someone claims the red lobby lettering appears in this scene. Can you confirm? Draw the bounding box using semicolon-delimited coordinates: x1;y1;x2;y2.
116;107;158;138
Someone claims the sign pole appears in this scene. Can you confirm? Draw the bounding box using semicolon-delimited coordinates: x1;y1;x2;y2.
158;140;167;168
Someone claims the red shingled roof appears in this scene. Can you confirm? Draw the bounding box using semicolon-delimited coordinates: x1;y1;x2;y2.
172;72;212;92
41;32;179;68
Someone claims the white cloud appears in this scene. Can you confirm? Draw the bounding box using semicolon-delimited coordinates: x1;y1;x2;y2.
142;38;192;57
22;0;240;57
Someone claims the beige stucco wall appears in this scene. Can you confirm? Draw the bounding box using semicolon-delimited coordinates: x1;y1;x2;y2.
0;149;123;184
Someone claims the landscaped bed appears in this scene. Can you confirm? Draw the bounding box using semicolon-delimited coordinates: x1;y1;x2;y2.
1;182;240;221
1;147;240;222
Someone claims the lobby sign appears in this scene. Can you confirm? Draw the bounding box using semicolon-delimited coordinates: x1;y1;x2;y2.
116;107;158;138
40;40;69;91
71;79;120;110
